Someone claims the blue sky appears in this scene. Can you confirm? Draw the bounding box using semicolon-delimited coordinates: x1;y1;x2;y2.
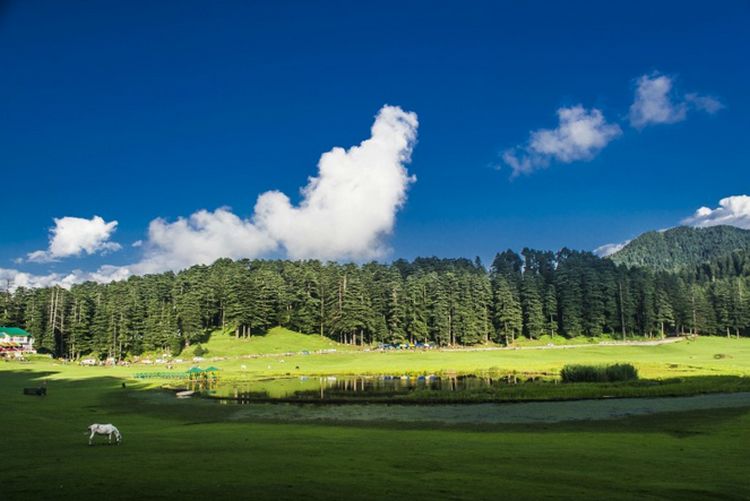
1;1;749;286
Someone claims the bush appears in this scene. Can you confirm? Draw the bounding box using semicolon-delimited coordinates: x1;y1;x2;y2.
192;345;208;357
604;363;638;382
561;363;638;383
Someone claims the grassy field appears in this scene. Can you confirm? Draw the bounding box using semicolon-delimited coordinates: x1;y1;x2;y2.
3;336;750;499
189;326;354;358
176;334;750;380
511;333;659;347
1;366;749;499
10;334;750;398
5;335;748;403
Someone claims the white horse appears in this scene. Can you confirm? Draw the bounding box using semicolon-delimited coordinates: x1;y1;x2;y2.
88;423;122;445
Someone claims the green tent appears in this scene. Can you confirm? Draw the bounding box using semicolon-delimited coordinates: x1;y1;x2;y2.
204;366;220;372
186;367;204;374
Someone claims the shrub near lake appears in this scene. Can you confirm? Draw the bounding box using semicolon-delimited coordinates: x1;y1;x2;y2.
560;364;639;383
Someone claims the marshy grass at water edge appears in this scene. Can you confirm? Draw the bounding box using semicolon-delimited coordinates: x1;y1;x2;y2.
561;363;639;383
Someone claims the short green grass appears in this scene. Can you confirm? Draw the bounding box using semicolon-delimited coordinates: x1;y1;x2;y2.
511;333;655;347
150;326;354;359
1;367;749;499
134;329;750;380
13;335;750;384
3;337;750;498
202;335;750;380
6;335;745;406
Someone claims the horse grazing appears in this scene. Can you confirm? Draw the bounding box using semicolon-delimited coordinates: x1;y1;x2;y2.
88;423;122;446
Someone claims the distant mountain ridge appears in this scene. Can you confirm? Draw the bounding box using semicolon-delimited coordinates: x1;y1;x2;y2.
608;225;750;272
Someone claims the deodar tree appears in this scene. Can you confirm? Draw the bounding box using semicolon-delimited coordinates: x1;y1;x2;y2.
6;247;750;358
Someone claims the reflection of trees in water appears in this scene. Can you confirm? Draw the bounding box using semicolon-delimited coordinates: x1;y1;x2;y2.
204;373;545;401
189;379;219;392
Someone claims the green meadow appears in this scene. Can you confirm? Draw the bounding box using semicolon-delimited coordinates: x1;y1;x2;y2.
170;329;750;380
190;327;352;358
2;334;750;499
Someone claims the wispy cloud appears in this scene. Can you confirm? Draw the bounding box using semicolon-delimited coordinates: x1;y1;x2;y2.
502;72;723;178
685;93;724;114
629;72;723;128
593;240;631;257
502;105;622;176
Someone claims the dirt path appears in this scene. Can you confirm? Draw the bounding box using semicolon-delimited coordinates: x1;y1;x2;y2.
229;391;750;425
439;336;686;353
207;336;688;362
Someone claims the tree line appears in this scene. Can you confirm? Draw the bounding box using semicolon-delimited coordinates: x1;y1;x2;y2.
2;248;750;359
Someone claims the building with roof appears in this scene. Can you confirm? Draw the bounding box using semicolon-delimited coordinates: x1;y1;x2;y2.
0;327;35;355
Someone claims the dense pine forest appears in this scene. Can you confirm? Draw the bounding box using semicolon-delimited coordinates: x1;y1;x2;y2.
2;244;750;359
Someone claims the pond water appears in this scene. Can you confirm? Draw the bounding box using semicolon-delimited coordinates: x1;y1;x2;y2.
200;374;545;401
223;392;750;425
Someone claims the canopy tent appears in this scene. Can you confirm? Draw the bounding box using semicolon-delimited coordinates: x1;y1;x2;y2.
186;366;220;382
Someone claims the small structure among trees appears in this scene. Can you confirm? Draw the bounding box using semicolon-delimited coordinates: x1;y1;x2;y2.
0;327;35;356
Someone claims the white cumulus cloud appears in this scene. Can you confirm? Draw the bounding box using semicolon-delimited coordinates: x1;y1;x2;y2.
596;195;750;260
27;215;121;262
104;105;419;276
11;105;419;286
503;105;622;176
682;195;750;229
254;105;418;260
131;208;278;274
629;72;723;128
0;265;130;292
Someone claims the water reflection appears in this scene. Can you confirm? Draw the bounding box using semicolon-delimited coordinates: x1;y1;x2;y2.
203;374;544;401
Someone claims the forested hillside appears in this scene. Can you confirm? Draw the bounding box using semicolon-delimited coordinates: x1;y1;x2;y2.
2;248;750;359
609;225;750;272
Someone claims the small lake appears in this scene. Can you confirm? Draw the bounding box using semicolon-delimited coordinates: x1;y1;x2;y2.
223;392;750;424
200;374;545;401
